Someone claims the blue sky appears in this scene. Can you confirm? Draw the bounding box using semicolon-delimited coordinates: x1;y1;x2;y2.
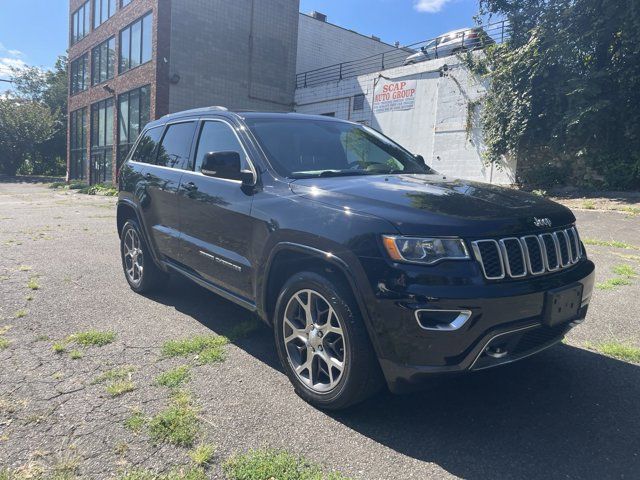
0;0;481;92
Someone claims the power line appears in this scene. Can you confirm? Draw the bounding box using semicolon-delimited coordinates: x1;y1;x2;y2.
0;79;13;83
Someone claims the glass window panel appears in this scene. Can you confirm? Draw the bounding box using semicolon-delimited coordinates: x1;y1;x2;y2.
101;0;109;25
130;20;141;67
107;37;116;78
156;122;196;169
119;95;129;144
142;14;152;63
120;28;130;72
129;89;140;140
194;122;245;172
140;85;150;127
105;99;114;147
131;126;163;163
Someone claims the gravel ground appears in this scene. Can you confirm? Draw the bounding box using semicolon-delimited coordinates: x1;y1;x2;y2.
1;179;639;479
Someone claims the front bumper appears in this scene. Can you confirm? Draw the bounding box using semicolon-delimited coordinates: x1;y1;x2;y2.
357;257;595;393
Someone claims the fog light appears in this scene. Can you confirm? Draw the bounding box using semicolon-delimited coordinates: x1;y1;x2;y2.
415;309;472;331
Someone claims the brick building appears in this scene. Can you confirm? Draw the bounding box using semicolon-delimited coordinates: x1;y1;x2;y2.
67;0;299;184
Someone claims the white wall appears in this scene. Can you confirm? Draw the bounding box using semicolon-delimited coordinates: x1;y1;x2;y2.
294;54;516;185
296;13;399;74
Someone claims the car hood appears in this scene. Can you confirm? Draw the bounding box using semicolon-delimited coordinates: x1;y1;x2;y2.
289;174;575;237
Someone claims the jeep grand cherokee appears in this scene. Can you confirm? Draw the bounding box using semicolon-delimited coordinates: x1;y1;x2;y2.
117;107;595;410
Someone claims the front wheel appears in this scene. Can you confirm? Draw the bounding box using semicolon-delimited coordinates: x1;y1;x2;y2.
273;271;383;410
120;219;167;293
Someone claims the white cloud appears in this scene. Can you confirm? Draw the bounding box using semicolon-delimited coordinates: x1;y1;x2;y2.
0;57;27;77
414;0;454;13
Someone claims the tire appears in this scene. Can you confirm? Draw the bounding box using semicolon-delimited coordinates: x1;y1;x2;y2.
120;219;168;293
273;271;383;410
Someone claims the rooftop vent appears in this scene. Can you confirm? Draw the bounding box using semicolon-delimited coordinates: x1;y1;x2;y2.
371;35;381;42
310;11;327;22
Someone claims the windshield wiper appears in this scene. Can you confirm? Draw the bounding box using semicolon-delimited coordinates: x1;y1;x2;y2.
290;170;369;179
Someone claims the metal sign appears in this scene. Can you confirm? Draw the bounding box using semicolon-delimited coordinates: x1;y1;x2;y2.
373;79;417;114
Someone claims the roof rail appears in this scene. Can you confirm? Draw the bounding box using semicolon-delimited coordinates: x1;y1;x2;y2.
161;106;229;118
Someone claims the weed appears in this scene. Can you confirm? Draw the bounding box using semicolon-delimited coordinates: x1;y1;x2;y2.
124;408;146;433
35;334;49;341
106;380;136;397
223;449;351;480
162;335;228;365
0;326;12;335
0;338;10;350
531;189;547;197
17;265;32;272
52;342;66;353
156;365;191;388
148;390;199;447
14;309;28;319
582;200;596;209
93;366;135;384
69;350;83;360
68;330;115;347
52;372;64;380
189;443;216;467
612;264;637;278
596;277;632;290
27;277;40;290
78;183;118;196
583;239;640;250
26;295;34;301
227;319;262;341
617;206;640;215
114;441;129;456
117;467;207;480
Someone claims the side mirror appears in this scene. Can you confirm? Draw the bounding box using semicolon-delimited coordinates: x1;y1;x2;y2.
415;154;426;165
201;151;242;181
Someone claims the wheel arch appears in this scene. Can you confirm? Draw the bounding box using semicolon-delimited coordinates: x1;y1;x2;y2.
259;242;383;359
116;200;165;269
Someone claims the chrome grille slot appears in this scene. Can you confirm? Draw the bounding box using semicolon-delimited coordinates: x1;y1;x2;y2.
499;238;526;278
471;240;504;280
472;226;584;280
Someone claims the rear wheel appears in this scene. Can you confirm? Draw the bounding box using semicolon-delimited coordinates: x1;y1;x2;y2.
273;271;383;410
120;219;167;293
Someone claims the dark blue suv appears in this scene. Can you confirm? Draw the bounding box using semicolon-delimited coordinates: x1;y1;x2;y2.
117;107;595;409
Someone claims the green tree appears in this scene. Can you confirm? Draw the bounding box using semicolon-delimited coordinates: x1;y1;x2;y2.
4;55;68;176
474;0;640;189
0;99;55;176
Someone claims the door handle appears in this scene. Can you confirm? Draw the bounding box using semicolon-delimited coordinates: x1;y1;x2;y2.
183;182;198;192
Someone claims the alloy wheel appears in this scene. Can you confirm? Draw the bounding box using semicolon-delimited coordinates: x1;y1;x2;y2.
123;228;144;286
283;289;346;393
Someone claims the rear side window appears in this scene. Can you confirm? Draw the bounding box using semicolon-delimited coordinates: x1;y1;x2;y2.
194;121;246;173
156;122;196;169
130;126;162;164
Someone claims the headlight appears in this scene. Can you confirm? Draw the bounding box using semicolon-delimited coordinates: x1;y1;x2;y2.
382;235;470;265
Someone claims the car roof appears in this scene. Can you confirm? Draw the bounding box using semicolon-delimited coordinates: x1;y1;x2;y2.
145;108;356;129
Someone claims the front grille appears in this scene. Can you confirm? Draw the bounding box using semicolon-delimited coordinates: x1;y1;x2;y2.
472;226;584;280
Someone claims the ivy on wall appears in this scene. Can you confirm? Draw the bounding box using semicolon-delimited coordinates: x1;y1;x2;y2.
471;0;640;189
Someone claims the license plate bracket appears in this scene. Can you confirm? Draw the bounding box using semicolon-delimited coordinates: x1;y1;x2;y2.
544;284;583;327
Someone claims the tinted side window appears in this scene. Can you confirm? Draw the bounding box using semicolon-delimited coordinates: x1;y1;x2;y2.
130;126;163;164
194;121;246;173
156;122;196;169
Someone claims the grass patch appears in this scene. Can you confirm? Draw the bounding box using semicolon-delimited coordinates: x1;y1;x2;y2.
589;342;640;364
93;366;135;384
531;189;547;197
223;449;351;480
189;443;216;467
227;319;262;341
582;200;596;209
78;183;118;196
69;350;83;360
156;365;191;388
106;380;136;397
612;264;637;278
17;265;32;272
617;206;640;215
14;309;27;319
161;335;228;365
0;338;10;351
596;277;632;290
52;342;66;353
124;408;146;433
117;467;207;480
68;330;116;347
583;238;640;250
27;277;40;290
148;391;199;447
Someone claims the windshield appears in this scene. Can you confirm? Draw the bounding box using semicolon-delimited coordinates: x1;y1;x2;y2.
244;117;431;178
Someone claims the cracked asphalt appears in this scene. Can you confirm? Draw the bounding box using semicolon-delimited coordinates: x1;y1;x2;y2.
1;178;639;479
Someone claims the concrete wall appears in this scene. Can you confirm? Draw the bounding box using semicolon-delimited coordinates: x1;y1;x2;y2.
294;54;516;184
296;13;398;74
168;0;299;112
